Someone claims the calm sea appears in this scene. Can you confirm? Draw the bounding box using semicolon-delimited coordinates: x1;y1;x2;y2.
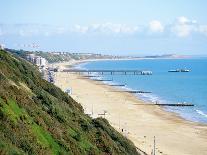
76;59;207;123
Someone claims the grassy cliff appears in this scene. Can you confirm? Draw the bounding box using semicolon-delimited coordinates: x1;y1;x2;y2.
0;49;139;155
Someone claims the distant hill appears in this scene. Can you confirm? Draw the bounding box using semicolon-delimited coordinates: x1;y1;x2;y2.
6;49;120;63
6;49;189;64
0;49;139;155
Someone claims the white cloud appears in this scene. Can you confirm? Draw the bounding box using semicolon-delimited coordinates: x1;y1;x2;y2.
172;24;194;37
171;16;198;37
177;16;190;24
56;27;68;34
149;20;164;33
72;25;89;33
19;29;40;37
0;28;3;36
71;23;140;35
1;18;207;38
199;25;207;36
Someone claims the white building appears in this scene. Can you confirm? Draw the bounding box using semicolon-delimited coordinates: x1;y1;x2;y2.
26;54;36;62
34;56;47;67
40;57;47;67
35;56;41;66
0;44;5;50
26;54;47;68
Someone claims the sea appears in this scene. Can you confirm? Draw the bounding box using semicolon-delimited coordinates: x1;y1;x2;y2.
75;58;207;124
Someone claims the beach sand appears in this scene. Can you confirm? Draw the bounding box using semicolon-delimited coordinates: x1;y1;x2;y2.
53;61;207;155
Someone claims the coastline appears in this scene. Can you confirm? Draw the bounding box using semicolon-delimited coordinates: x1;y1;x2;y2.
53;59;207;155
48;56;190;69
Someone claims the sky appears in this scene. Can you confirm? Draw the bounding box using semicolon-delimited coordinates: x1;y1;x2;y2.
0;0;207;55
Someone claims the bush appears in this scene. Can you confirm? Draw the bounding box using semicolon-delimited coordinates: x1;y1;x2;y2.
73;132;81;141
19;139;34;154
0;50;139;155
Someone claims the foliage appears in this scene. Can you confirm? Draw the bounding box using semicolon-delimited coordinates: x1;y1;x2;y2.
7;48;117;63
0;49;139;155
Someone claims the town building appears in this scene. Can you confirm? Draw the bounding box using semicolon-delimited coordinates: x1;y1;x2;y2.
26;54;47;68
0;44;5;50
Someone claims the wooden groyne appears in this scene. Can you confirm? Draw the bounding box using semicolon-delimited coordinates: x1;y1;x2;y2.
110;90;152;94
93;79;113;82
62;69;152;75
109;84;126;86
83;75;100;78
155;103;194;107
134;103;194;107
126;90;152;94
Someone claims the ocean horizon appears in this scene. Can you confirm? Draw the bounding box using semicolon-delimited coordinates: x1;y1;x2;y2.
75;58;207;124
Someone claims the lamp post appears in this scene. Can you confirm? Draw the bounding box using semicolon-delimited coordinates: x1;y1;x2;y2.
153;136;156;155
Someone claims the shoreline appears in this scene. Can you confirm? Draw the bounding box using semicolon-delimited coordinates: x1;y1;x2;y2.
53;59;207;155
48;56;193;69
71;59;207;125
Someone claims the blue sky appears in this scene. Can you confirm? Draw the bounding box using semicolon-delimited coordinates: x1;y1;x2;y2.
0;0;207;55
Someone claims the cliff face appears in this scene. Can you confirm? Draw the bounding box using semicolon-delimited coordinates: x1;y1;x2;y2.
0;49;139;155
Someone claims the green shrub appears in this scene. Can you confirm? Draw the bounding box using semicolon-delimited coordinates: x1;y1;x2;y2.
0;50;139;155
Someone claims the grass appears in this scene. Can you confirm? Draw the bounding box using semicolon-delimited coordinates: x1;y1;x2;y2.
0;137;23;155
31;123;62;155
0;98;64;155
0;99;26;123
68;128;77;137
68;127;96;152
79;138;94;151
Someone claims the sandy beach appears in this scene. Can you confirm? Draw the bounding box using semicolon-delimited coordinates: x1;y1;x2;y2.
53;61;207;155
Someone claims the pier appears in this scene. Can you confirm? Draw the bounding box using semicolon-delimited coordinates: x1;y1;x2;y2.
62;69;152;75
